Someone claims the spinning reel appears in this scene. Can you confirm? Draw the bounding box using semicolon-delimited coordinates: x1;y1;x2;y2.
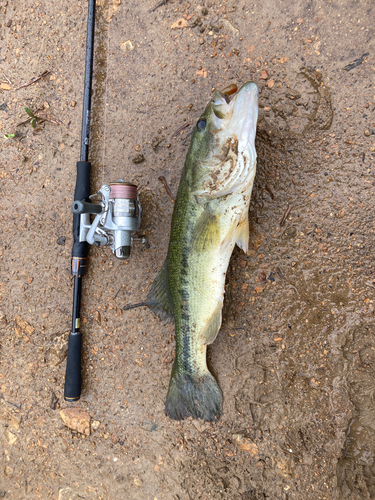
72;181;142;259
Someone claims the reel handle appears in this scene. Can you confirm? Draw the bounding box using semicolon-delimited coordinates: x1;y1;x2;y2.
72;199;103;215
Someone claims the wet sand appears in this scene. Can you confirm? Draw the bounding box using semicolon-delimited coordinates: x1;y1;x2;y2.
0;0;374;498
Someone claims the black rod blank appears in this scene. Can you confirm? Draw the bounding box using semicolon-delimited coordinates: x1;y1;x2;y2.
80;0;96;163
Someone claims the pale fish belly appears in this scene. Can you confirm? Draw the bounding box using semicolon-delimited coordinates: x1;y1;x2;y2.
181;176;256;375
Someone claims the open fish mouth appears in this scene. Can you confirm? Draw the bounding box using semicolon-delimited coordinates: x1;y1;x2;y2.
208;81;258;162
220;81;259;152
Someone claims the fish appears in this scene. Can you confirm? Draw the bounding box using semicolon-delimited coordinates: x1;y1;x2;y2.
148;82;258;421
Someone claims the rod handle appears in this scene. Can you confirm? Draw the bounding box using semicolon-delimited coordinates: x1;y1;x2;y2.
64;333;82;401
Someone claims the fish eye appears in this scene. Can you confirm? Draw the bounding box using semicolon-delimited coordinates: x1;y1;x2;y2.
196;118;206;131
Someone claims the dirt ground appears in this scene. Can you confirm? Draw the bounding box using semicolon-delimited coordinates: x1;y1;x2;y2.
0;0;374;498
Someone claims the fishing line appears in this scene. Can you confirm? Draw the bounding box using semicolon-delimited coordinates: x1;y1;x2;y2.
100;0;111;186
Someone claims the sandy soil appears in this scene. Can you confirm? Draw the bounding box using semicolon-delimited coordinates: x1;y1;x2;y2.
0;0;374;498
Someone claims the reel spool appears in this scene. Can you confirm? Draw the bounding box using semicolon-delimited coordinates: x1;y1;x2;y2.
72;181;142;259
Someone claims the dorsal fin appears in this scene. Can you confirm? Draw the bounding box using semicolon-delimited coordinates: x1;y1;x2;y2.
146;259;174;321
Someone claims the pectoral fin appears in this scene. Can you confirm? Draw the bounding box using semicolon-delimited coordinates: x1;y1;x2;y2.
192;209;221;253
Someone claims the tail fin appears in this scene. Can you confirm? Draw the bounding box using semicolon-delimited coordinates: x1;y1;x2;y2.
165;364;222;422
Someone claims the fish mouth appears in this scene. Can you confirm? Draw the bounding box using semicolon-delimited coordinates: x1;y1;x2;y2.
225;82;258;152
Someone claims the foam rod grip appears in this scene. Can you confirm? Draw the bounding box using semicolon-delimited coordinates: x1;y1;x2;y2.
72;161;91;258
74;161;91;201
64;333;82;401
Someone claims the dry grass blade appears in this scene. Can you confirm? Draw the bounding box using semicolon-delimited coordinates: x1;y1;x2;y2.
171;122;190;138
16;70;51;90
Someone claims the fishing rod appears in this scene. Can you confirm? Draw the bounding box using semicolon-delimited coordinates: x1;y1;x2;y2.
64;0;142;401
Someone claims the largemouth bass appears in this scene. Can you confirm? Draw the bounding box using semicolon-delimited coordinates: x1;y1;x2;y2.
148;82;258;421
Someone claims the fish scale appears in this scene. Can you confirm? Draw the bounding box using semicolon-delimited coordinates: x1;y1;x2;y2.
147;82;259;421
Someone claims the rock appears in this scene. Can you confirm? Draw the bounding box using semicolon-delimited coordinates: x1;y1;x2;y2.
0;310;6;322
120;40;134;52
282;226;297;240
14;316;35;336
0;83;11;91
57;487;74;500
139;420;158;432
4;429;17;445
4;465;14;477
60;407;91;436
364;129;371;137
49;390;59;410
133;477;142;487
56;236;66;245
132;154;145;164
45;334;68;366
259;70;269;80
275;457;294;477
191;420;208;433
232;434;259;456
171;18;188;29
9;415;21;431
221;18;239;35
91;420;101;431
94;310;101;324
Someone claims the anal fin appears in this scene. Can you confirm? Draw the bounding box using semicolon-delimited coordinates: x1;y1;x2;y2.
200;302;223;345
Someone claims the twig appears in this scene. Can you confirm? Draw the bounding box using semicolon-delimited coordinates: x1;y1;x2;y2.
5;400;22;410
2;73;12;85
123;302;148;311
275;266;285;281
37;112;62;125
15;70;50;91
114;287;123;300
149;0;170;13
343;52;369;72
280;205;292;226
171;122;190;138
158;176;175;201
17;117;46;127
265;184;275;200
